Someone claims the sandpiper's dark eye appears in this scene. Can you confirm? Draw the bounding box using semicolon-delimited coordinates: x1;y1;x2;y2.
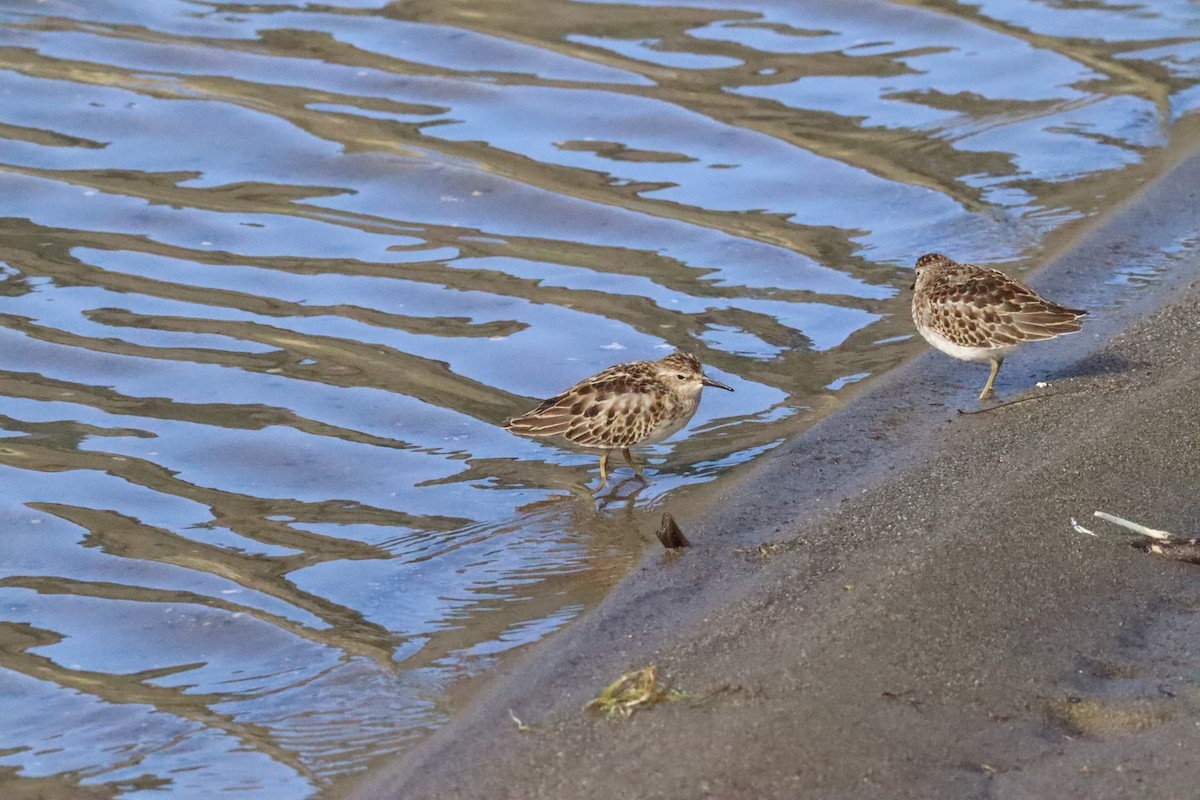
676;374;686;381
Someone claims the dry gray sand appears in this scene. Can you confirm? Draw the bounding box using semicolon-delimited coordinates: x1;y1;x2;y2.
353;153;1200;800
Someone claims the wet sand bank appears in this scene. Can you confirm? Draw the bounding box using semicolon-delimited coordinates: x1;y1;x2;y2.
352;150;1200;800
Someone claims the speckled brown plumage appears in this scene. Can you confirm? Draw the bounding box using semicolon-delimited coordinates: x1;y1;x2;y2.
503;351;733;488
912;253;1086;400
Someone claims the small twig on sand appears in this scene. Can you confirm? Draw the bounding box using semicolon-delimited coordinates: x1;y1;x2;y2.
1078;510;1200;565
1092;511;1172;541
1070;518;1097;537
508;708;532;733
957;387;1086;415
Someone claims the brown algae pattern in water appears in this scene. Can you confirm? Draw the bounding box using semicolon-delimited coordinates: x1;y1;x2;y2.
0;0;1198;797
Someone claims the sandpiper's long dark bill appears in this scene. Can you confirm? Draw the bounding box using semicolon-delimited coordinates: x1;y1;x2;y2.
911;252;1087;401
502;351;733;487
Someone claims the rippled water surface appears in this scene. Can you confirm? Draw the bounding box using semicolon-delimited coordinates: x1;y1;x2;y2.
1;0;1198;796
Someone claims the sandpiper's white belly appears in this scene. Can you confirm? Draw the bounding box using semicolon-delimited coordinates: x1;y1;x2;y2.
916;323;1017;363
637;399;698;446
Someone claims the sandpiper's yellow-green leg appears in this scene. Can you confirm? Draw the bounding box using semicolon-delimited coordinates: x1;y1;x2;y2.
621;448;647;482
596;451;611;489
979;357;1003;401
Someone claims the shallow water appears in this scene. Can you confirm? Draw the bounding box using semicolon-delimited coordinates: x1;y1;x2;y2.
0;0;1197;797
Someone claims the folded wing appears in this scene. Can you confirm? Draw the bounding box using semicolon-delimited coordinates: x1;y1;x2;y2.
928;269;1086;347
503;372;666;448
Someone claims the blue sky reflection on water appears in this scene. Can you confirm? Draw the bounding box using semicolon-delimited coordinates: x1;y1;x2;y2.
0;0;1198;796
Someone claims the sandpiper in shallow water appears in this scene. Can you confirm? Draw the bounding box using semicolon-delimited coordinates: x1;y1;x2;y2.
911;253;1087;401
503;351;733;487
